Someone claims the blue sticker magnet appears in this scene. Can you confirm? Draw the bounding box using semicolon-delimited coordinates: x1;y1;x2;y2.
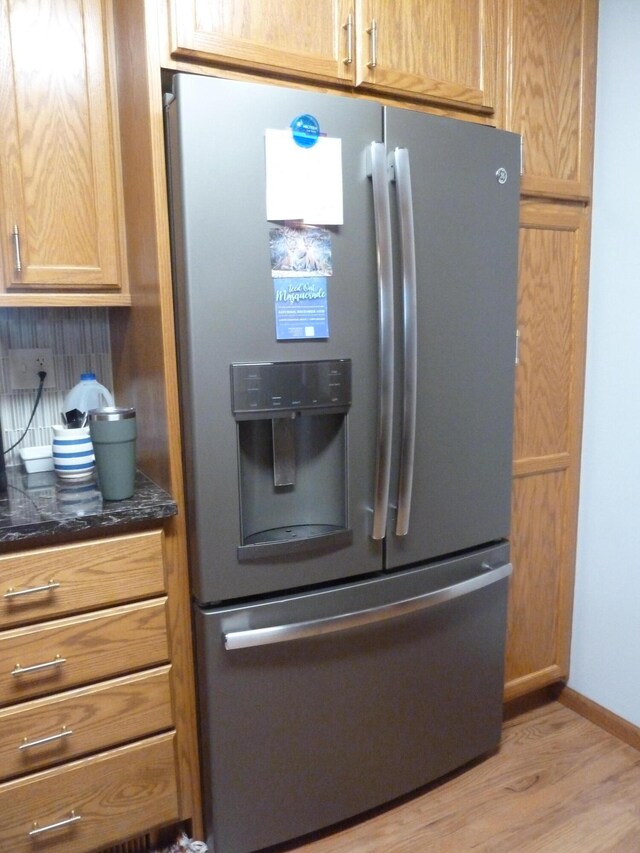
290;114;320;148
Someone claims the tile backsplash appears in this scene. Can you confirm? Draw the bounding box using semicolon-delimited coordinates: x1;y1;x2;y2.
0;308;113;467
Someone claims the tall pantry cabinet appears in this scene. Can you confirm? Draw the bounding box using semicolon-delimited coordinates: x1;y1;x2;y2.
497;0;597;700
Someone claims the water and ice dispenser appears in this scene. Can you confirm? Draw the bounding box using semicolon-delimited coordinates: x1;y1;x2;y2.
231;359;352;560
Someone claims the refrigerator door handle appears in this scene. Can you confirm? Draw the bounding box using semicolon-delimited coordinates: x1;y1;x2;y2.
223;562;512;649
368;141;394;541
392;147;418;537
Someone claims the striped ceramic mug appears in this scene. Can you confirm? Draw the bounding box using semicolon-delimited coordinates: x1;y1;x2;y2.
52;426;95;479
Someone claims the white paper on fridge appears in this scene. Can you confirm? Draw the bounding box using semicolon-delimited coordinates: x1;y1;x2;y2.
264;129;343;225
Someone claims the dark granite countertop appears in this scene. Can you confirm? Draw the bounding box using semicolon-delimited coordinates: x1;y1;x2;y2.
0;467;178;548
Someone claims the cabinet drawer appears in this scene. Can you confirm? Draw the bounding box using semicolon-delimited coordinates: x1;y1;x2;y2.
0;732;179;853
0;599;168;707
0;530;165;629
0;666;173;782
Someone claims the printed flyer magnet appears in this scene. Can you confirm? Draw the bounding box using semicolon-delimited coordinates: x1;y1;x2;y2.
274;277;329;340
270;225;331;340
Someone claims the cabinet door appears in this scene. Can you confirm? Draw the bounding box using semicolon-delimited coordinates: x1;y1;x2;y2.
505;202;590;701
0;0;129;303
502;0;597;200
356;0;497;112
168;0;354;83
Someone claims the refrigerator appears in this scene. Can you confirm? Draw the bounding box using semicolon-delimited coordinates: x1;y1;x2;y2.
165;72;520;853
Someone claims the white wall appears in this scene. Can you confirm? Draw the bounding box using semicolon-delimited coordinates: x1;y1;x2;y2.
569;0;640;726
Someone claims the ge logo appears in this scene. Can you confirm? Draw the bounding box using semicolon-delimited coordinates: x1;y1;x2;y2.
495;167;508;184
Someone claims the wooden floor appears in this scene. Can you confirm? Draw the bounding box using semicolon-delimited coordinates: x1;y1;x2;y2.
273;700;640;852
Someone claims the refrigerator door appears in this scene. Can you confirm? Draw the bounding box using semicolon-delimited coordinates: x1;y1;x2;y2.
166;75;384;602
194;543;511;853
384;109;520;569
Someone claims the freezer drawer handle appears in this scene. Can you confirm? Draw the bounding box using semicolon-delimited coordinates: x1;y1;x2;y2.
223;562;512;650
368;141;394;541
391;147;418;537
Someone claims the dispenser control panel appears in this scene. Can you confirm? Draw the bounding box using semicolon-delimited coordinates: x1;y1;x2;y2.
231;359;351;417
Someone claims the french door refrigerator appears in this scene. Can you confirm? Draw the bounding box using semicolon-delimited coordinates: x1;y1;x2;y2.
165;73;520;853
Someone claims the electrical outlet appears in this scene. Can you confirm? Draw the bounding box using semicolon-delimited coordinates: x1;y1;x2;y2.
8;348;56;390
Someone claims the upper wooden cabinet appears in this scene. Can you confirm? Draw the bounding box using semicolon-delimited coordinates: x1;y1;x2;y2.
0;0;129;305
168;0;354;83
500;0;597;200
167;0;498;113
355;0;497;111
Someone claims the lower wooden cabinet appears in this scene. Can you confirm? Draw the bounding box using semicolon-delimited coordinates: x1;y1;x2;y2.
0;733;179;853
0;530;182;847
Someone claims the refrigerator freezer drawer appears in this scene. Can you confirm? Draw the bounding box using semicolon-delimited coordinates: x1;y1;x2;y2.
195;544;511;853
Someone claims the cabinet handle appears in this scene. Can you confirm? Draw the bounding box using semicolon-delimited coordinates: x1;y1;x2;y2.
343;14;353;64
4;579;60;599
367;19;378;68
11;224;22;273
29;810;81;838
20;724;73;751
11;654;66;677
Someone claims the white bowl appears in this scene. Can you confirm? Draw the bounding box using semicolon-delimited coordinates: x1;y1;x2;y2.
19;445;54;473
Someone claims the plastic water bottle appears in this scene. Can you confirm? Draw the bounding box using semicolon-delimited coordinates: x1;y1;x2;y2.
63;372;114;416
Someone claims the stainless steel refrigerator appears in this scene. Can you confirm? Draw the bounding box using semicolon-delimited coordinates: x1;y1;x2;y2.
165;72;520;853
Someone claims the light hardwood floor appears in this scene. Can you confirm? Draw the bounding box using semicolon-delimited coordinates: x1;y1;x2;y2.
273;699;640;852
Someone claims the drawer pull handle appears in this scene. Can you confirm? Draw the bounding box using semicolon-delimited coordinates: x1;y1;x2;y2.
4;579;60;599
29;809;81;837
12;654;66;677
20;724;73;751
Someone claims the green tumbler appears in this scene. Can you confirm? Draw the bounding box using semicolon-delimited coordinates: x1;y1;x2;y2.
88;407;137;501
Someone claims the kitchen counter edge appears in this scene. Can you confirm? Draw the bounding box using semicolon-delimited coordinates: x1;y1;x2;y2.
0;468;178;548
